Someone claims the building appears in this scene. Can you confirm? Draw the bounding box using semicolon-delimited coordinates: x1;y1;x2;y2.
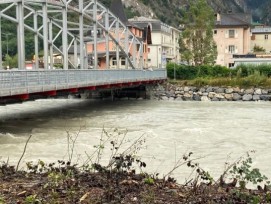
85;0;151;69
213;12;252;68
129;16;181;69
251;27;271;54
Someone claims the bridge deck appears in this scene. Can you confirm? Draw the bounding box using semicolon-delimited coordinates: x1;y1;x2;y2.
0;69;166;99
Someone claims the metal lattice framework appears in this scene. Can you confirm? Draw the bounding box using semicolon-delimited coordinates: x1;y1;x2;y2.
0;0;143;70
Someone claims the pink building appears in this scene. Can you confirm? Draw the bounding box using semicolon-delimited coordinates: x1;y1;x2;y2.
213;13;252;68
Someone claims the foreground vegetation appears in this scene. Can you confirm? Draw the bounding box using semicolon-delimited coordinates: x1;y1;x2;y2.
167;64;271;88
1;129;271;203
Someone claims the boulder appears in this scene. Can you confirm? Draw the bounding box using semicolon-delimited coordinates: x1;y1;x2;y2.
206;87;214;92
225;93;233;100
215;93;225;99
233;93;242;101
201;96;210;101
193;94;201;101
260;95;271;101
254;89;262;95
208;92;216;98
244;88;254;94
216;88;225;93
253;95;260;101
211;97;219;101
233;87;241;93
184;86;190;92
262;89;269;94
183;93;192;98
225;88;234;94
242;94;253;101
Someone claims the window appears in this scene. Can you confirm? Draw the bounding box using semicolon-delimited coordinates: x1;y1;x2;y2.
265;35;268;40
229;63;235;68
214;30;217;35
229;30;235;38
136;44;140;51
121;58;126;66
228;45;235;54
112;57;117;66
143;44;147;53
148;48;150;53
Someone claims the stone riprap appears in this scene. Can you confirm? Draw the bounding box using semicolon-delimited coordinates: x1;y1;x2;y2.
153;84;271;101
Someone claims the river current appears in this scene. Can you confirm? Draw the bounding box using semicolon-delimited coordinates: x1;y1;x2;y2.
0;99;271;183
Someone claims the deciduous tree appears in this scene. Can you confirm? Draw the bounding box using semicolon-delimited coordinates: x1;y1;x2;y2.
179;0;217;66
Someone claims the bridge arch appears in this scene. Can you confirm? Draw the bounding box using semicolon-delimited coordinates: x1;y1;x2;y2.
0;0;144;70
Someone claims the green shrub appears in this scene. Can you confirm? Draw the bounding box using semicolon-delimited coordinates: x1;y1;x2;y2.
167;63;271;80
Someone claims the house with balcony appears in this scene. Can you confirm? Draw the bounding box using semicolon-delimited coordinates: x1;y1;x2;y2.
213;12;252;68
129;16;181;69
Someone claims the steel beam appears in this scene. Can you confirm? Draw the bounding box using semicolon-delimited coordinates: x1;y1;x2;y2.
17;1;25;69
62;1;68;70
42;2;48;69
79;0;84;69
0;17;2;70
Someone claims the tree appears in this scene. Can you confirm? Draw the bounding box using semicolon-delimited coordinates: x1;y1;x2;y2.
179;0;217;66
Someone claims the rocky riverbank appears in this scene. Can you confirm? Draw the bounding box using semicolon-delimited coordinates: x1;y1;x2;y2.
152;83;271;102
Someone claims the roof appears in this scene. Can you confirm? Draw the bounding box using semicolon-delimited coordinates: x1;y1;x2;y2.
110;0;128;24
215;13;252;28
129;17;163;32
109;0;143;29
252;27;271;34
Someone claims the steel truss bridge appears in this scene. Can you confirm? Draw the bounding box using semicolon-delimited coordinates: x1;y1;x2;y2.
0;0;166;102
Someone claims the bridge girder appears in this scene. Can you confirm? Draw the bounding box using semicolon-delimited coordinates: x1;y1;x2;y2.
0;0;144;70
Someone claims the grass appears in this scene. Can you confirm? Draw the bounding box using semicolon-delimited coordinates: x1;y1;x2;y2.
169;75;271;88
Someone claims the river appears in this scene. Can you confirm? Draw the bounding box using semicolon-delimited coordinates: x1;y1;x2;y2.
0;99;271;183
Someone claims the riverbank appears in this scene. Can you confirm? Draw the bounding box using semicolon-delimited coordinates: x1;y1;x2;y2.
152;83;271;101
1;161;271;203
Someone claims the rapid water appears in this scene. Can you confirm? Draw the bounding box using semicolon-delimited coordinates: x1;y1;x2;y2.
0;99;271;183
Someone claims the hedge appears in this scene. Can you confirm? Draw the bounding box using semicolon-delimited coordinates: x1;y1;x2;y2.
166;63;271;80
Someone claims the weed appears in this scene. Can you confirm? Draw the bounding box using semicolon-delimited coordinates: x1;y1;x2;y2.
0;197;4;204
144;177;154;185
24;194;41;204
141;188;156;204
229;151;269;189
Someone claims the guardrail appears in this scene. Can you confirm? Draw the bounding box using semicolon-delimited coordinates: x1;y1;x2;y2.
0;69;167;97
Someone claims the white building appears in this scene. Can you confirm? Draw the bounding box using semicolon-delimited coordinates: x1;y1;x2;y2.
129;17;181;68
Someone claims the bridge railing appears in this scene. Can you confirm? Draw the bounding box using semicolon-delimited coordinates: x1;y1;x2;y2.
0;69;166;97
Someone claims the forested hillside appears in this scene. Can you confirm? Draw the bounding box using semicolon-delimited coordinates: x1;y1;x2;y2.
101;0;271;27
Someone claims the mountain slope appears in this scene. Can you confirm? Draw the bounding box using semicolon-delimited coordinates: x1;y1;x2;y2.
100;0;271;27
